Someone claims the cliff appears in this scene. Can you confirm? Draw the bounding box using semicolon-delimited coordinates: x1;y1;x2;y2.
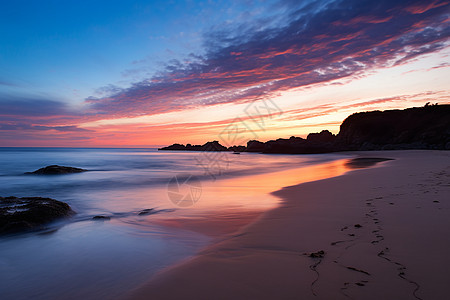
336;104;450;150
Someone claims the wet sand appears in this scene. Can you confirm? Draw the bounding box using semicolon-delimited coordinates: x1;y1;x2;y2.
127;150;450;300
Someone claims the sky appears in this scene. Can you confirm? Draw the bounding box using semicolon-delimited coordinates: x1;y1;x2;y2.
0;0;449;147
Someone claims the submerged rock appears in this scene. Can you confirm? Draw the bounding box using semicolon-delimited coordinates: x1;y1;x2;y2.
25;165;87;175
92;215;111;220
138;208;154;215
0;196;75;234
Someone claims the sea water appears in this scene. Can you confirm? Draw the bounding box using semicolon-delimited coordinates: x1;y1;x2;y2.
0;147;351;299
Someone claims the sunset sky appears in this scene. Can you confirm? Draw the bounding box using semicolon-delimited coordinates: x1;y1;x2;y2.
1;0;449;147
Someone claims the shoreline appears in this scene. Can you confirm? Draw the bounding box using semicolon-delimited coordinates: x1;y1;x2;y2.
126;150;450;300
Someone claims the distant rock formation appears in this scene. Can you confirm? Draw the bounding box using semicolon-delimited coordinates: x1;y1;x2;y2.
25;165;87;175
159;141;228;151
159;104;450;154
0;196;75;234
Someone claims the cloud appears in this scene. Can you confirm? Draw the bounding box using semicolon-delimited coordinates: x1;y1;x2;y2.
92;84;124;97
0;123;92;132
87;0;450;117
0;95;73;117
0;94;91;132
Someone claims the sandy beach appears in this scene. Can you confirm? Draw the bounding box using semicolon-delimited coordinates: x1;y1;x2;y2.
127;150;450;300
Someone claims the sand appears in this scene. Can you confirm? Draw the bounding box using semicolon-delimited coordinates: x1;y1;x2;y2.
127;150;450;300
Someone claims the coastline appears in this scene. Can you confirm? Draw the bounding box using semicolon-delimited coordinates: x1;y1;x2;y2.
126;150;450;300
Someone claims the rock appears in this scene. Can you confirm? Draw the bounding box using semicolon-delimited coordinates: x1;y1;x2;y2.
307;130;336;143
307;250;325;258
337;104;450;150
354;224;362;228
246;140;266;152
138;209;154;215
0;196;75;234
92;215;111;220
25;165;87;175
158;143;187;150
159;141;228;151
228;145;246;152
263;137;306;154
202;141;228;151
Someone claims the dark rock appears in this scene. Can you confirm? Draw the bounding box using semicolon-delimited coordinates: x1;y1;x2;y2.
0;196;75;234
307;130;336;143
246;140;266;152
307;250;325;258
158;143;187;150
354;224;362;228
159;141;229;151
138;208;154;215
92;215;111;220
337;104;450;150
202;141;228;151
260;133;340;154
263;137;306;154
228;145;246;152
26;165;87;175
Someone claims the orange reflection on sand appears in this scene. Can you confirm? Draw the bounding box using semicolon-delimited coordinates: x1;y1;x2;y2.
196;158;351;210
152;158;352;237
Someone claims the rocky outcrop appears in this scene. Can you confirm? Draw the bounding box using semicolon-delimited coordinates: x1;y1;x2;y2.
159;104;450;154
228;145;246;152
159;141;228;151
262;105;449;153
0;196;75;234
336;104;450;150
263;131;338;154
26;165;87;175
92;215;110;220
246;140;266;152
307;130;335;143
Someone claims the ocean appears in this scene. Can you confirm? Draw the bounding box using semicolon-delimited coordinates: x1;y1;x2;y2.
0;147;352;299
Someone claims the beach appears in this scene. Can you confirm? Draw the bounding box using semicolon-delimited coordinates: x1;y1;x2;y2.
127;150;450;300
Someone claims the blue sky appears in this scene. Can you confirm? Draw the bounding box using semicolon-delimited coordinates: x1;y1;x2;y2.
0;0;284;102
